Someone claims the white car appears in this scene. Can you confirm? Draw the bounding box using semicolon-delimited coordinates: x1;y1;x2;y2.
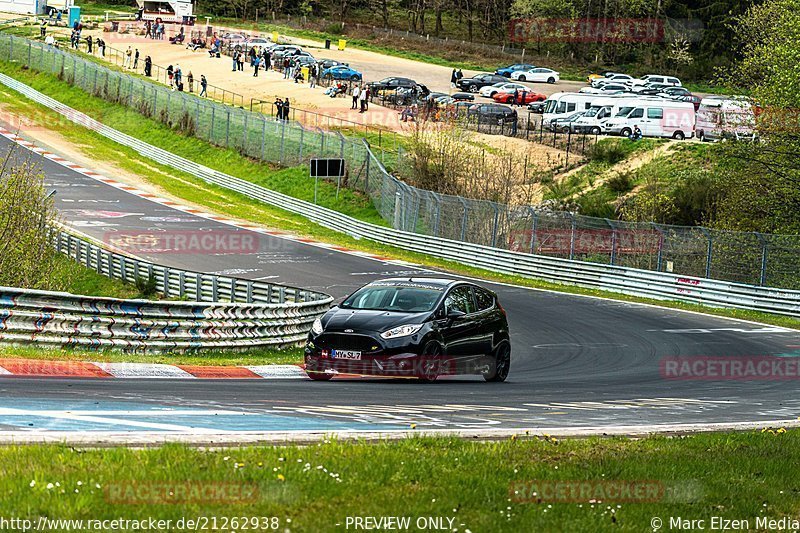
479;82;528;98
511;67;560;83
591;73;633;87
248;37;271;46
629;74;682;87
579;83;630;95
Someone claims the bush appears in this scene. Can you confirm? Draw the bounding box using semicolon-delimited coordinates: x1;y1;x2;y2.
0;150;70;290
606;172;634;194
135;273;159;298
587;141;627;165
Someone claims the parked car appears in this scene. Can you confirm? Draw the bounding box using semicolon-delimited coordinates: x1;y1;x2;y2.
479;82;527;98
456;73;508;93
467;103;518;125
317;58;348;70
247;37;271;46
451;92;475;101
368;77;418;93
527;101;546;113
548;111;587;133
495;63;536;77
492;91;546;105
680;94;703;111
657;86;692;99
322;65;363;81
304;278;512;382
630;74;682;87
511;67;560;83
591;73;633;87
294;56;317;68
579;83;630;94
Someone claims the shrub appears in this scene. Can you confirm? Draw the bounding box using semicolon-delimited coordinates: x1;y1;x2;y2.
587;141;627;165
606;172;634;194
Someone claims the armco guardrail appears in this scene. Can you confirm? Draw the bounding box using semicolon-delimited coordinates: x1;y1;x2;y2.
2;73;798;318
0;229;332;352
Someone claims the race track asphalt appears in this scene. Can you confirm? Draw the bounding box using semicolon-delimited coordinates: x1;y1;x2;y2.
1;133;799;435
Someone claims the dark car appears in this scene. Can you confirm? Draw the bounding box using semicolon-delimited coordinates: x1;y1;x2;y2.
368;77;417;93
548;111;586;133
681;94;702;111
317;58;348;70
527;101;546;113
451;92;475;101
658;86;692;99
457;73;508;93
305;278;511;382
495;63;536;77
467;103;518;125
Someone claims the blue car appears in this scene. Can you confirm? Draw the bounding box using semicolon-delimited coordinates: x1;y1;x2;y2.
495;63;536;77
322;65;363;81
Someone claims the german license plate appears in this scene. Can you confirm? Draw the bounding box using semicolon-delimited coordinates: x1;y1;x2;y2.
332;350;361;360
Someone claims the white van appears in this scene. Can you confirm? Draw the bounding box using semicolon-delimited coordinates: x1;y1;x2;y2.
571;95;642;134
695;96;756;141
541;92;598;127
629;74;682;87
603;100;695;139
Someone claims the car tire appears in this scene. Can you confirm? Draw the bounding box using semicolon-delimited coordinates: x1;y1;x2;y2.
350;74;359;81
484;343;511;382
547;77;556;84
620;127;632;138
591;126;602;135
673;130;686;140
306;370;334;381
518;75;526;82
698;130;706;142
418;342;443;383
561;126;570;134
469;85;478;93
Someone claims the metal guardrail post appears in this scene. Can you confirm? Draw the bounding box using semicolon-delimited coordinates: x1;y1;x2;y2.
652;223;666;272
700;227;713;278
246;281;254;303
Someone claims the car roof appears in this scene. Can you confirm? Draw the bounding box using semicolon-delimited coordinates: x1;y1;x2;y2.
372;277;461;288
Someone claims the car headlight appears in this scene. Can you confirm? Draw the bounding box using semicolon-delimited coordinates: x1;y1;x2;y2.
380;324;423;340
311;318;323;335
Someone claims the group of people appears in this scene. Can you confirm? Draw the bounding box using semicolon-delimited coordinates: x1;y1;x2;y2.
123;46;141;70
69;21;85;49
144;20;167;40
350;85;372;113
274;97;292;120
450;68;464;88
164;63;208;97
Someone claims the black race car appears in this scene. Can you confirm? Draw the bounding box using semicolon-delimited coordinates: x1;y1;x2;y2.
456;73;508;93
305;278;511;382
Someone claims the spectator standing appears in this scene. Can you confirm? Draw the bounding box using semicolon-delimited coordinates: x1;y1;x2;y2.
520;89;527;105
167;64;174;88
351;84;360;110
248;47;256;66
187;71;194;92
133;48;140;70
274;97;284;120
359;87;367;113
263;51;270;71
144;55;152;77
232;50;239;72
282;98;291;120
200;75;208;97
283;58;291;79
512;89;519;107
145;20;152;39
253;55;260;77
309;64;317;88
450;68;457;88
85;35;92;53
98;38;105;57
174;64;182;87
456;69;463;84
363;87;370;111
40;19;47;38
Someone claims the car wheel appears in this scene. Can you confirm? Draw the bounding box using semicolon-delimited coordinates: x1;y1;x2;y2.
591;126;602;135
484;343;511;382
469;85;478;93
698;130;706;142
561;126;570;134
518;75;526;82
620;127;631;138
547;77;556;84
418;342;442;383
673;130;686;140
306;370;333;381
350;74;359;81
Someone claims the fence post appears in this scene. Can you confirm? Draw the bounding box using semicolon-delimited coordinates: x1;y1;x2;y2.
606;218;618;265
529;207;538;254
701;227;713;278
364;142;371;193
261;117;267;160
299;125;304;161
393;188;402;229
459;198;469;242
279;121;286;164
568;213;577;260
210;106;216;143
652;223;665;272
490;204;500;248
225;109;231;147
756;232;768;286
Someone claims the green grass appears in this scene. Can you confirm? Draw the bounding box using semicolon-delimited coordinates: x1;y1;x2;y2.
0;64;797;331
0;344;303;365
2;431;800;531
51;253;145;299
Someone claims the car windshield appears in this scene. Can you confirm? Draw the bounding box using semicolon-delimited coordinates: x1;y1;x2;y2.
340;285;443;313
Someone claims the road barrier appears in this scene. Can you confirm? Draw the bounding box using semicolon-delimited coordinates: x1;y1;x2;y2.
0;229;332;352
1;72;797;318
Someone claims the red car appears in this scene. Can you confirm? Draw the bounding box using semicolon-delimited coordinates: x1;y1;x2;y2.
492;91;546;105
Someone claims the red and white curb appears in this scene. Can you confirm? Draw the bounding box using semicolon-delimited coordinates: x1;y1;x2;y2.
0;359;311;379
0;127;419;268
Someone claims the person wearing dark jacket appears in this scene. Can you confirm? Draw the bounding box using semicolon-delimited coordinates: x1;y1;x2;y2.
144;55;152;77
282;98;291;120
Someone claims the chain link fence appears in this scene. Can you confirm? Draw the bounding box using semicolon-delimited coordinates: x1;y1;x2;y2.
2;34;799;289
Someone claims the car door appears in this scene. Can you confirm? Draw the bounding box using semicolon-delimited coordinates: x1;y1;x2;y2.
472;287;499;356
627;107;646;132
439;285;480;359
644;107;663;136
